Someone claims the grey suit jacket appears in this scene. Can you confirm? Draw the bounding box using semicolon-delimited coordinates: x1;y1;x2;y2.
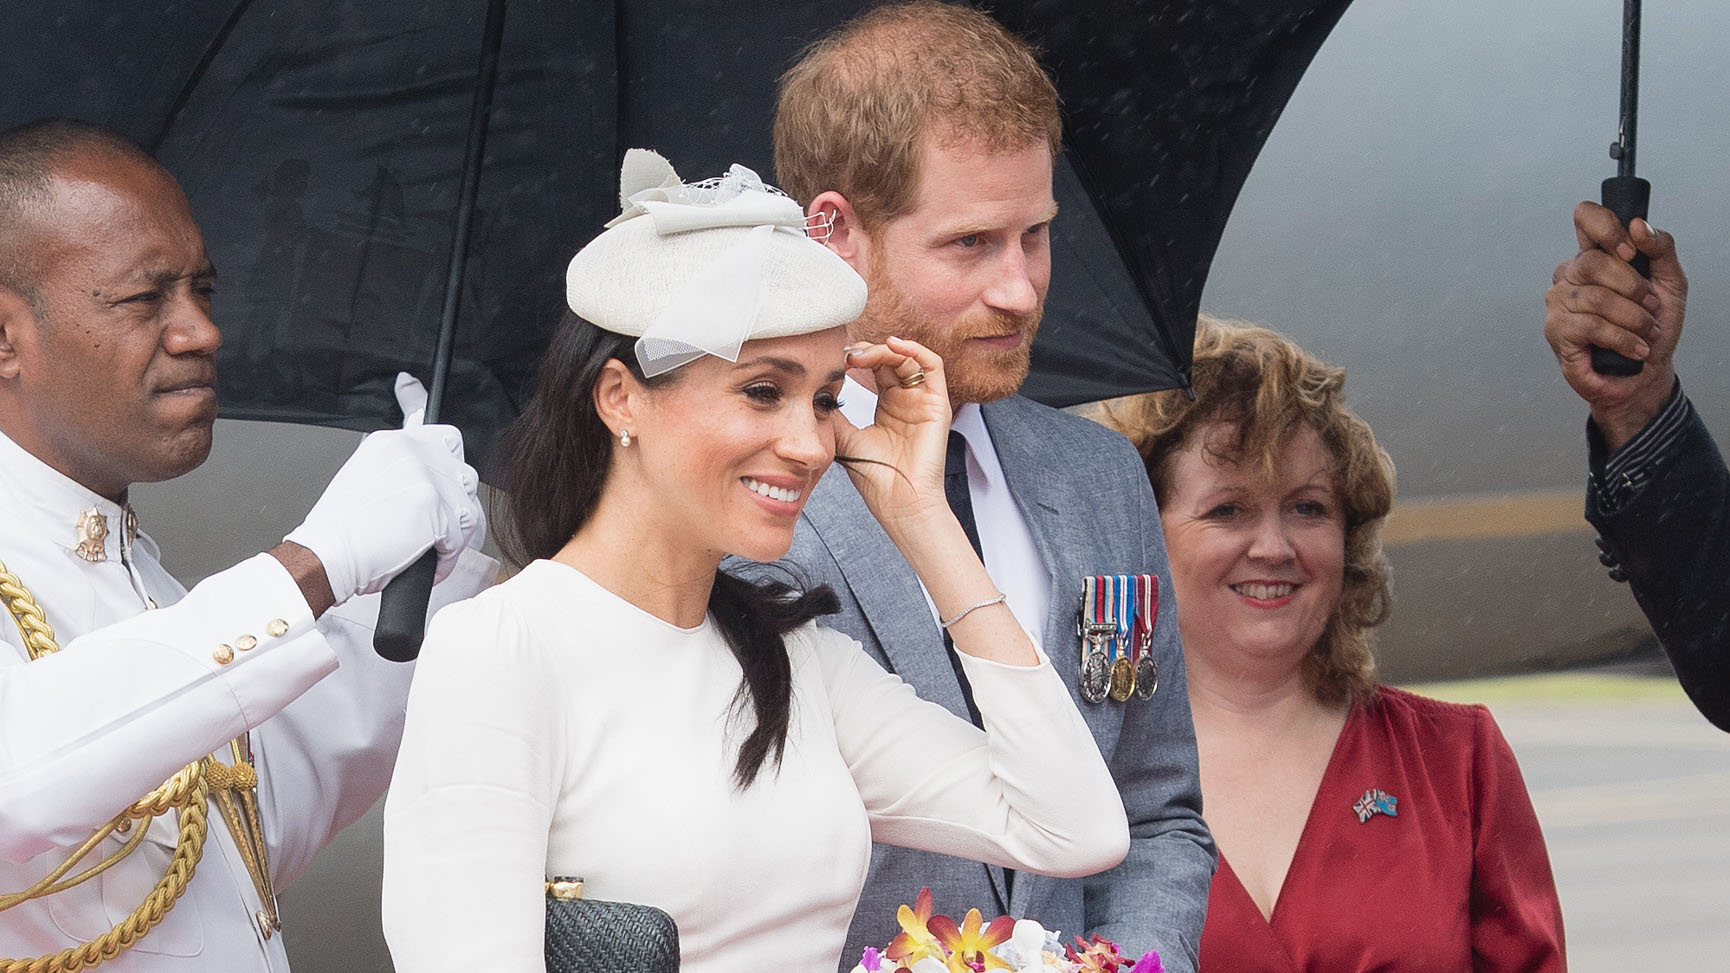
741;394;1214;971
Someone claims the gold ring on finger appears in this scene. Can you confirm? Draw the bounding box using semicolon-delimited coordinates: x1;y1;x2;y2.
898;368;926;389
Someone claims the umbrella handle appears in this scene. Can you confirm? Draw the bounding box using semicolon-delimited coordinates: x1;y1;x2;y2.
374;550;437;663
1590;175;1652;377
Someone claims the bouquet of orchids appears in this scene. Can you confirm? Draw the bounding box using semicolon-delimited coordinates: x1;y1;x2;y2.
852;889;1162;973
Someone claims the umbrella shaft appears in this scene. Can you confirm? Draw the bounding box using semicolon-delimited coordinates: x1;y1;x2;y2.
1617;0;1641;179
428;0;510;423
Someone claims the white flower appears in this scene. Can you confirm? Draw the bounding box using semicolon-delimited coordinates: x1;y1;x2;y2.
991;919;1078;971
1011;919;1049;955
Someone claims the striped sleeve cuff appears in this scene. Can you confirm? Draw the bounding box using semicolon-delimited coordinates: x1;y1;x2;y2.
1588;380;1692;515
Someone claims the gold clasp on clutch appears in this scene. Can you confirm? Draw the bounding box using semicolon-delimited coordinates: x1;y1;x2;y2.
545;877;586;901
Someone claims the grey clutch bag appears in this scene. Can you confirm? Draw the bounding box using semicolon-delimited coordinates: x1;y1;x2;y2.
543;877;680;973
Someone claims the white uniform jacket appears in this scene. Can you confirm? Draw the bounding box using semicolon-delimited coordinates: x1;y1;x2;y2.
0;429;495;970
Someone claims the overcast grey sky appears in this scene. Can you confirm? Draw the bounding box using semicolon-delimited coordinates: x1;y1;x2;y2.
1202;0;1729;498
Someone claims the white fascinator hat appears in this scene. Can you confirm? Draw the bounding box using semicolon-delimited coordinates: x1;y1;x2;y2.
566;148;868;378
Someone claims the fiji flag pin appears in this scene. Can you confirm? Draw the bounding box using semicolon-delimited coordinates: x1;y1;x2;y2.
1352;788;1398;824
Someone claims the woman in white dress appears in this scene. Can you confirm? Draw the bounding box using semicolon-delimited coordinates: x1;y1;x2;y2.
379;151;1129;972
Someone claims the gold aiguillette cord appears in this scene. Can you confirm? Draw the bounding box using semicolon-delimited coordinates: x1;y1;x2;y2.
207;736;280;935
1;555;279;969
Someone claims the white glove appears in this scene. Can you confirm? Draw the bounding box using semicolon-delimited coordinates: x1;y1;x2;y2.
285;373;486;604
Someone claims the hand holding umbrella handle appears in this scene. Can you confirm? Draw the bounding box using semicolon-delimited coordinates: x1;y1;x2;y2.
1591;175;1651;377
375;551;437;662
286;404;480;665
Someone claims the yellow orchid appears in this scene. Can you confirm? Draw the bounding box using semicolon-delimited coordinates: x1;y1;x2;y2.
927;907;1015;972
885;888;946;967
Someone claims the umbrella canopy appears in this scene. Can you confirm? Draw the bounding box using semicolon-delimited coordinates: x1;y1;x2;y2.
1;0;1349;472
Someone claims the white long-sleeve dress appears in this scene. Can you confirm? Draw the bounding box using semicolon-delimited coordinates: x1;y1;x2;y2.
382;559;1128;971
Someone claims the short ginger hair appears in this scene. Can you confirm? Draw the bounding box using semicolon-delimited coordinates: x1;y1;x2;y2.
1096;318;1397;704
773;0;1061;227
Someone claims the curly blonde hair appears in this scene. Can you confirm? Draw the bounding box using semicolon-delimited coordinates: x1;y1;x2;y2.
1096;318;1396;703
773;0;1061;226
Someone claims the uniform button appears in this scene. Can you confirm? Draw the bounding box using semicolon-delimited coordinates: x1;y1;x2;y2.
257;909;274;940
213;644;234;665
265;619;289;638
1608;567;1629;583
235;634;258;652
1598;551;1617;568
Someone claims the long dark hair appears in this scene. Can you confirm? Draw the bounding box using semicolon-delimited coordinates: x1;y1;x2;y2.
493;310;837;788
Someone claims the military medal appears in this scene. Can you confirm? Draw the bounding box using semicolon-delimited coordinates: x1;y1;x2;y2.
1079;574;1164;703
1107;658;1136;701
1108;574;1137;702
1080;644;1111;704
1076;576;1112;703
1133;573;1159;700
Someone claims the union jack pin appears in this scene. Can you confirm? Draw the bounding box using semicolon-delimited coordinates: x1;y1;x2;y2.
1353;788;1398;824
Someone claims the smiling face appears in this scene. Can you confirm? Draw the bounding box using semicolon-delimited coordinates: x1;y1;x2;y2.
0;152;220;500
849;136;1055;405
1161;422;1348;672
625;327;848;564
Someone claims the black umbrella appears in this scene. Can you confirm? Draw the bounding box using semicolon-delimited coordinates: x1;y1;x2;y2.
5;1;1353;652
3;0;1351;454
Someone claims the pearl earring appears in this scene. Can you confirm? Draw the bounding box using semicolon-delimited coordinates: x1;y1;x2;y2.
619;429;632;447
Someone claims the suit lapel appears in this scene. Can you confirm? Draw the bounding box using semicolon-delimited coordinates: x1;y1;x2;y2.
800;465;975;720
805;402;1136;919
804;463;1012;911
983;398;1124;748
981;399;1065;917
985;399;1133;918
981;398;1066;630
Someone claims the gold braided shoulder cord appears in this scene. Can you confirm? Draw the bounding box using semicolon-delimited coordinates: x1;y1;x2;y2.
0;558;226;973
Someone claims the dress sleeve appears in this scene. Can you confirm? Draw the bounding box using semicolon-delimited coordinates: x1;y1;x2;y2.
812;626;1129;878
381;593;562;973
1469;706;1566;970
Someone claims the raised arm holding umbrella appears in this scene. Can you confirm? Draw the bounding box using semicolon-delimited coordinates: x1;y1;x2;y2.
1543;0;1730;730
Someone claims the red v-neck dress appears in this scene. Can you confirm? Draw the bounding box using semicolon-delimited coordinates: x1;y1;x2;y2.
1199;687;1565;972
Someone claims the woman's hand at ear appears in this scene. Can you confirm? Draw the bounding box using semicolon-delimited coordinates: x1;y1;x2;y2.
832;337;952;534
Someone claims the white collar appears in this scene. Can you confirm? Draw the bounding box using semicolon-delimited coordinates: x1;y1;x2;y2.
0;428;156;564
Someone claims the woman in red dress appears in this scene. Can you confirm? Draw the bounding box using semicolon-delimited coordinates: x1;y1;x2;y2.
1099;321;1565;971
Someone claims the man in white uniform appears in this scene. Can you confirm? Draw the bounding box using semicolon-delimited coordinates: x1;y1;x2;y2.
0;119;491;969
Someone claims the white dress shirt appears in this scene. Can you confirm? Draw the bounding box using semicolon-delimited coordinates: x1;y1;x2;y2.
0;428;494;970
840;378;1051;638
